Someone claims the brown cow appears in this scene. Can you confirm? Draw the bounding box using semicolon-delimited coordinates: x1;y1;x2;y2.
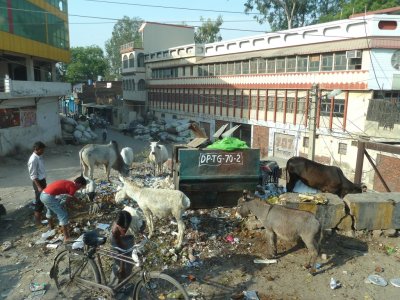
286;156;362;198
237;195;322;272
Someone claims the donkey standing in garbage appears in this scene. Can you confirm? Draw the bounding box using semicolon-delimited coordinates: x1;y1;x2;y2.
237;193;323;272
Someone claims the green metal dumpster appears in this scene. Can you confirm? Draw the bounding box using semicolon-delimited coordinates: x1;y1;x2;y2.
172;145;260;208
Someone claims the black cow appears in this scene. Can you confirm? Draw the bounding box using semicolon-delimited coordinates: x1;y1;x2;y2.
286;156;362;198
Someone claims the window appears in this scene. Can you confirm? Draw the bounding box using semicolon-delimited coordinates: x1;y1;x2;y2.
209;64;214;76
234;62;242;74
138;79;146;91
131;79;135;90
250;59;258;73
128;53;134;68
182;67;186;76
267;96;275;111
123;55;128;69
297;56;308;72
286;57;296;72
286;97;295;113
303;137;309;147
334;52;347;70
242;61;250;74
320;98;345;117
220;63;227;75
258;58;266;73
136;52;143;67
276;58;285;73
227;63;234;75
321;54;333;71
348;57;362;70
309;55;320;71
276;97;284;111
198;65;204;76
215;64;221;75
338;142;347;155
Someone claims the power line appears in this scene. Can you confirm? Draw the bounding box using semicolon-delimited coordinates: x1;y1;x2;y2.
82;0;261;15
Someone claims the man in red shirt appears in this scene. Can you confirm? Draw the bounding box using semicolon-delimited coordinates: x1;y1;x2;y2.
40;176;87;242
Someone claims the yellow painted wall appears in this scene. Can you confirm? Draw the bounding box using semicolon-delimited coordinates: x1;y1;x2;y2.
0;32;70;62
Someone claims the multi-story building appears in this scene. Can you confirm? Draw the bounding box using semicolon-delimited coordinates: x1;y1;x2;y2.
121;8;400;191
0;0;71;155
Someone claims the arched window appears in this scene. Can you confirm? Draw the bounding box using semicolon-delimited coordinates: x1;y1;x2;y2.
123;55;128;69
138;79;146;91
129;53;135;68
137;53;145;67
131;79;135;90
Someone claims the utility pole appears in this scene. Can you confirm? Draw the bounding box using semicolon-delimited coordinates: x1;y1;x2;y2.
308;84;319;160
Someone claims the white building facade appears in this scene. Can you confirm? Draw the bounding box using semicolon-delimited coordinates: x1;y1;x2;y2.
121;9;400;190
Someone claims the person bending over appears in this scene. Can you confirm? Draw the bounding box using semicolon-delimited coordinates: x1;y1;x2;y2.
40;176;87;242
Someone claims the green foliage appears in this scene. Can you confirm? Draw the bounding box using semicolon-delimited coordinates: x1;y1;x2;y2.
318;0;400;23
244;0;319;30
105;16;143;79
65;46;109;85
194;15;223;43
243;0;400;30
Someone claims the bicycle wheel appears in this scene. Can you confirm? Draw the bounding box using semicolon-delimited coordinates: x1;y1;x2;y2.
134;271;189;300
53;250;102;299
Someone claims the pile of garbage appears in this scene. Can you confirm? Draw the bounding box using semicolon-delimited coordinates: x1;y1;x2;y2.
125;118;195;143
60;115;98;144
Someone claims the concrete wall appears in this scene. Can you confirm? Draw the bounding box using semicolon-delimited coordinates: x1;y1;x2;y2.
0;98;61;155
140;22;194;54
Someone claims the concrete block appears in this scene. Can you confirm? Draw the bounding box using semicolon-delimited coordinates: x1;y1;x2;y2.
336;215;353;231
278;193;346;229
344;192;400;230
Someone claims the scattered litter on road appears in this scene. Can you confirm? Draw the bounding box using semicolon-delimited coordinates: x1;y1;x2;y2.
367;274;387;286
1;241;12;251
254;259;278;264
96;223;110;231
330;277;341;289
46;243;60;249
243;290;260;300
41;229;56;240
390;278;400;287
29;282;46;292
25;289;46;299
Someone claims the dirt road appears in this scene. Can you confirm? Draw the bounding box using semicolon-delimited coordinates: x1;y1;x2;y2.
0;128;400;300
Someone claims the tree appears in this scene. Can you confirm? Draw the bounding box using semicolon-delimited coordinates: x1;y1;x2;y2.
244;0;319;31
317;0;400;23
65;46;109;84
105;16;143;80
194;16;223;43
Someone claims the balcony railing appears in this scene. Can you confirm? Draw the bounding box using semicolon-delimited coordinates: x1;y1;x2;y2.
120;41;143;53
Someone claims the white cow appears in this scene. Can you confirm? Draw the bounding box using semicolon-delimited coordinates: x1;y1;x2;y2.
120;147;134;167
79;141;130;181
148;141;168;176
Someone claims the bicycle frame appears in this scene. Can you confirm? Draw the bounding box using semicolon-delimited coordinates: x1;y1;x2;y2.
57;245;145;298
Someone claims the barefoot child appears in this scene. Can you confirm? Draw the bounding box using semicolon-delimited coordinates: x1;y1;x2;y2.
110;211;135;284
40;176;87;242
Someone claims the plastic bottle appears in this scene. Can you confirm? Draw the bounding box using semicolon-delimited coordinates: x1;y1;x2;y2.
330;277;337;289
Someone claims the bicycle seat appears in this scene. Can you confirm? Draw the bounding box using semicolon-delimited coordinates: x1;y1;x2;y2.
82;231;107;247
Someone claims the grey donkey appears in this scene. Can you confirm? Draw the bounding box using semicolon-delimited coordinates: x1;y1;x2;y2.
237;193;323;272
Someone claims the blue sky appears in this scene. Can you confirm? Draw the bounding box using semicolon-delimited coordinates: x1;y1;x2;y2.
68;0;269;49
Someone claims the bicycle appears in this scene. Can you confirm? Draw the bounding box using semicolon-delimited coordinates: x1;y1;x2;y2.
50;231;189;299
